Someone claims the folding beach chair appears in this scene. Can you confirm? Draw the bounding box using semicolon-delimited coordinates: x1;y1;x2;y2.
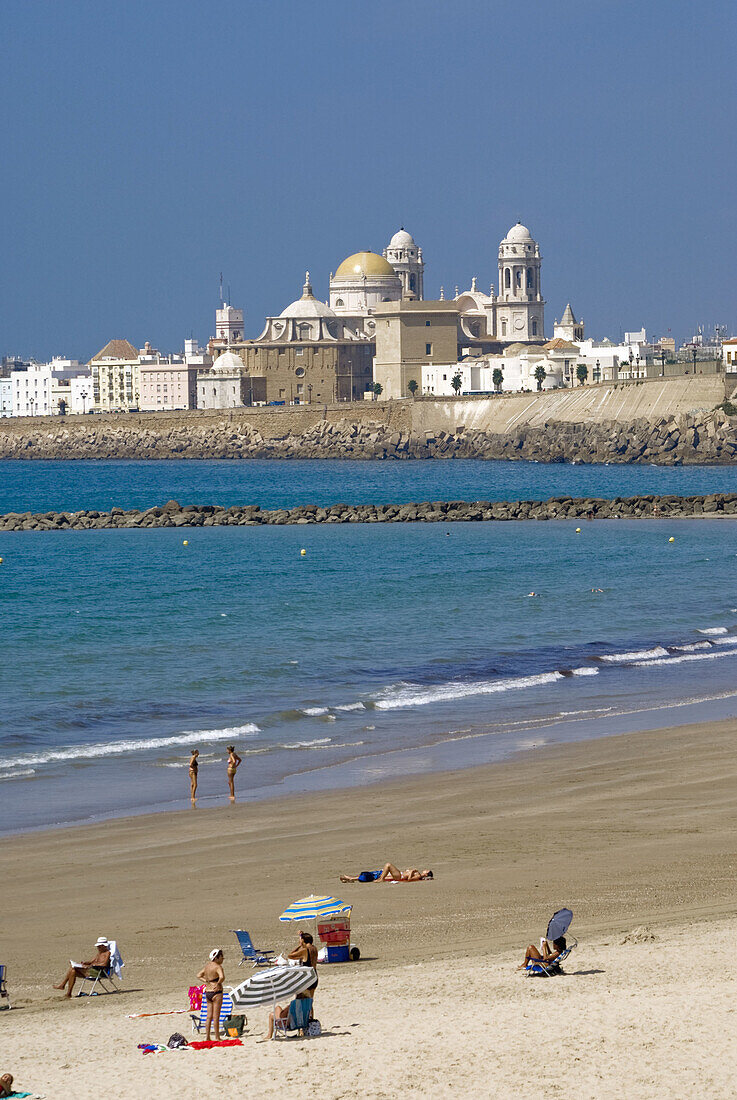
190;990;234;1035
76;940;124;996
0;964;10;1010
525;939;577;977
230;929;274;967
274;996;312;1040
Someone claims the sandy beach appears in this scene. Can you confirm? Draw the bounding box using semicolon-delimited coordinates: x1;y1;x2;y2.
2;715;737;1098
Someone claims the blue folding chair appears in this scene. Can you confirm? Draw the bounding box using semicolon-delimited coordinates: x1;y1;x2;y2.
0;964;10;1010
191;990;234;1034
230;929;274;967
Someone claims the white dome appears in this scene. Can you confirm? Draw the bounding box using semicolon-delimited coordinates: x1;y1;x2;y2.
504;223;533;242
212;351;244;371
280;272;336;319
389;227;415;248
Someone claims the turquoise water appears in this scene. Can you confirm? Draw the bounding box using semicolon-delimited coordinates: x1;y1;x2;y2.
2;460;737;833
2;458;737;513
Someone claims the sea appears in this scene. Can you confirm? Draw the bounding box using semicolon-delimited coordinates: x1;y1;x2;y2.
2;457;737;834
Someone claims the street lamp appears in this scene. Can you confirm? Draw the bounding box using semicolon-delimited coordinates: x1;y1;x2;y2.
29;397;35;417
80;389;88;414
692;346;697;375
660;351;666;377
308;383;313;405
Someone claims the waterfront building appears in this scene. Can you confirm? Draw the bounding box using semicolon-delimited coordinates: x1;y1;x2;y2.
138;340;208;411
553;304;585;343
373;300;460;399
723;338;737;371
0;376;11;416
10;357;91;416
89;339;140;412
494;223;545;342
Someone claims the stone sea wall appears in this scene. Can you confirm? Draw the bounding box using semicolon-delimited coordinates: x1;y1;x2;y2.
1;407;737;463
3;493;737;531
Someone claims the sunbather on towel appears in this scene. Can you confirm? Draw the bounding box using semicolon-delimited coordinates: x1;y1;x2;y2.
517;936;567;970
53;936;111;997
342;863;433;883
196;949;225;1042
0;1073;13;1097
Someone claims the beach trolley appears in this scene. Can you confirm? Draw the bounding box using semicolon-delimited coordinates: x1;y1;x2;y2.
279;895;359;963
317;915;352;963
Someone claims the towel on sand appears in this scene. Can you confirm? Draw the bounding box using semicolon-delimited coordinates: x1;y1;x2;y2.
189;1039;242;1050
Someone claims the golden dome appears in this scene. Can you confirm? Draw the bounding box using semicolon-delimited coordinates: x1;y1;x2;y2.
334;251;396;278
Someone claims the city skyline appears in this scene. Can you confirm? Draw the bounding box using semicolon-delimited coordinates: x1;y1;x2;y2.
1;0;735;360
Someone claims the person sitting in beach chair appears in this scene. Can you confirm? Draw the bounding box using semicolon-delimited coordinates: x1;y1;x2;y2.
267;996;313;1040
0;965;9;1010
518;937;568;973
53;937;111;998
341;862;433;883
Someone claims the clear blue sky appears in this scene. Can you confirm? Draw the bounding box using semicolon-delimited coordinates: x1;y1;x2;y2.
1;0;734;360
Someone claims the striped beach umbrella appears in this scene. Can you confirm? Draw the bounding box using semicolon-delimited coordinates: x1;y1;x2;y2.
230;965;317;1009
279;895;352;922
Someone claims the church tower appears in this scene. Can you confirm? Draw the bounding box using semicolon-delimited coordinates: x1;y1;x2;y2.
384;228;424;300
495;223;544;342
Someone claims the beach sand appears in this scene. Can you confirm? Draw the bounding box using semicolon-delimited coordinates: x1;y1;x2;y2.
2;716;737;1098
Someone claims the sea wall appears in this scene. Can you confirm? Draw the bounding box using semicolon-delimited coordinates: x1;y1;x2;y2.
0;376;734;463
2;493;737;531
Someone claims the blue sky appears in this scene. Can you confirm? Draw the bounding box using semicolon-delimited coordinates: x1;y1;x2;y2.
1;0;734;360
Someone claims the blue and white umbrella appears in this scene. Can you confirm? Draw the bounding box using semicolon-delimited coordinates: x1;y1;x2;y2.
546;908;573;942
279;895;352;922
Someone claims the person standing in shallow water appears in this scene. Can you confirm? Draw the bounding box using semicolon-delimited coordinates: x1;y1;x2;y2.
189;748;199;802
226;745;242;800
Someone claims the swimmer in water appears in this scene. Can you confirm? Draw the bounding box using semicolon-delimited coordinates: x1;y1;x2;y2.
226;745;242;801
526;591;539;598
189;748;199;802
591;588;603;593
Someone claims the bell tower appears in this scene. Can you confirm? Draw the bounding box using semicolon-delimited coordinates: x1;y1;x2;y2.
495;223;544;343
384;228;424;300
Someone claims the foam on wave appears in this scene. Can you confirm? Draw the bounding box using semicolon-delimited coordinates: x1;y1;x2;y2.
600;646;669;662
374;671;565;710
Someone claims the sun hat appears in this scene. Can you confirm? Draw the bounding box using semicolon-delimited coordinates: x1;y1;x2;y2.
95;936;110;946
209;948;222;960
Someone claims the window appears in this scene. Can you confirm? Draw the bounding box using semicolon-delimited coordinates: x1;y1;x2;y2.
426;343;432;355
409;274;416;291
296;348;304;356
335;298;344;307
532;320;538;336
515;270;522;288
504;269;511;288
425;320;431;327
296;384;303;394
526;268;533;289
295;366;305;377
501;320;507;336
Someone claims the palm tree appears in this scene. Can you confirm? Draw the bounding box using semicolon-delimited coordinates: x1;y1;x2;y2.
576;363;588;386
492;367;504;393
373;382;383;400
534;364;547;391
407;379;418;397
451;370;463;395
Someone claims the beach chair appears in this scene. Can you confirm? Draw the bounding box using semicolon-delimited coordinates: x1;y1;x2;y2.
230;929;274;967
274;996;312;1040
190;990;234;1035
525;939;577;977
76;940;124;996
0;964;10;1010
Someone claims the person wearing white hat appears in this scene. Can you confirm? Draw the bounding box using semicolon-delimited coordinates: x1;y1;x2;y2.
196;949;225;1041
53;937;111;997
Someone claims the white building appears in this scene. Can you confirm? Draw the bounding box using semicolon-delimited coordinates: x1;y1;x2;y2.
423;345;564;396
0;377;12;417
495;223;545;342
9;359;91;416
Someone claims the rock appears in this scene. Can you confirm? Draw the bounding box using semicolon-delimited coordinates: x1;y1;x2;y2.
620;926;657;945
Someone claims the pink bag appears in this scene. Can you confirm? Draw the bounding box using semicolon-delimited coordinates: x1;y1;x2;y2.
188;985;203;1011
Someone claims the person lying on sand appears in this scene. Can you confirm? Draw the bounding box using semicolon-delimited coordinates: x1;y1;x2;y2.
53;936;111;997
0;1073;13;1098
517;936;567;970
341;863;433;883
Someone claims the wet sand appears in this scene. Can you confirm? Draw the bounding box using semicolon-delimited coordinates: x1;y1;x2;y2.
2;716;737;1097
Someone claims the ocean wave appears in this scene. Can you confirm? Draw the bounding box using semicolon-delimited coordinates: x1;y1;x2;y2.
0;768;36;780
3;723;261;769
302;707;329;716
334;702;366;712
374;671;565;710
712;636;737;645
571;666;599;676
633;647;737;668
671;641;712;652
600;646;669;662
281;737;332;749
697;627;728;635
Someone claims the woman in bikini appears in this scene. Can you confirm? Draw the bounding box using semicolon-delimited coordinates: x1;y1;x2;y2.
189;748;199;802
226;745;242;800
196;949;225;1041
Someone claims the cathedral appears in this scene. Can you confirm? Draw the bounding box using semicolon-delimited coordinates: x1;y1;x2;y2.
201;223;550;407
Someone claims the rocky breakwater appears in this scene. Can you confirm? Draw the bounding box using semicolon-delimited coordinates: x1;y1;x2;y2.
3;493;737;532
2;407;737;463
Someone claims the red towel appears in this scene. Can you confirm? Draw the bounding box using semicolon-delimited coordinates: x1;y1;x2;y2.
189;1039;242;1050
